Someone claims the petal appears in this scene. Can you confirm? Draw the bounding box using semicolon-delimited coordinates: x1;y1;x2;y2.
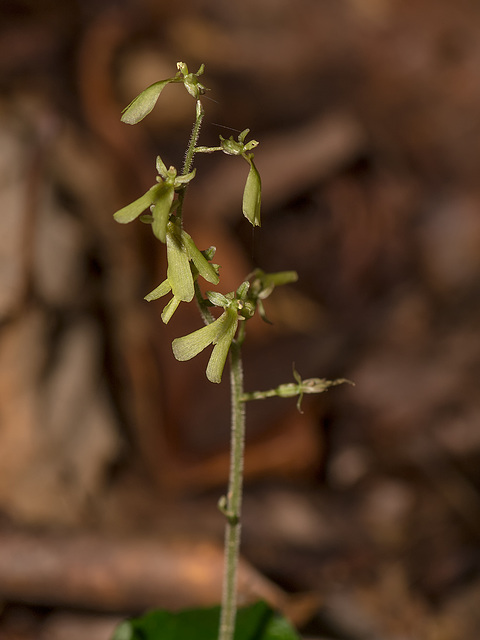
152;186;174;243
263;270;298;288
121;80;171;125
166;226;194;302
236;281;250;298
113;184;162;224
144;279;171;302
182;230;219;284
156;155;168;179
206;307;239;383
206;291;230;308
174;168;196;186
161;296;181;324
172;313;228;362
242;157;261;227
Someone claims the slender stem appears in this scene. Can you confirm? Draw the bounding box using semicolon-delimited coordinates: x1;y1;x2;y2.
241;388;286;401
183;99;204;175
218;323;246;640
177;99;204;222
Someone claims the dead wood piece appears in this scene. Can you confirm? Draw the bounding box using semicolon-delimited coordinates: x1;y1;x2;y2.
0;312;121;526
40;612;122;640
0;532;290;616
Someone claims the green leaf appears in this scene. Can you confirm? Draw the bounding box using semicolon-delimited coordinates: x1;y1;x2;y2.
144;279;171;302
152;186;174;243
121;80;171;125
261;611;301;640
166;225;194;302
206;306;238;383
172;313;227;362
182;231;219;285
113;184;163;224
112;620;133;640
112;601;300;640
242;157;261;227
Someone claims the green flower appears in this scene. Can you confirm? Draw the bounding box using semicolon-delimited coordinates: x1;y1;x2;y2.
113;156;195;243
220;129;261;227
176;62;207;100
242;268;298;323
242;155;261;227
284;368;352;413
121;62;207;125
241;366;354;412
144;224;219;323
172;303;240;384
195;129;261;227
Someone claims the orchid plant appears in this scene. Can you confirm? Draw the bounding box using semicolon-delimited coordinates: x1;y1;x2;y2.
113;62;348;640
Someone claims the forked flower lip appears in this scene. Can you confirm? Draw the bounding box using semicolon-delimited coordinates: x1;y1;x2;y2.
144;226;219;324
172;303;240;383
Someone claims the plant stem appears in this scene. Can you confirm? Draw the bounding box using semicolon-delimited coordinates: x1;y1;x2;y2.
183;99;204;175
177;99;204;221
218;323;246;640
194;280;215;326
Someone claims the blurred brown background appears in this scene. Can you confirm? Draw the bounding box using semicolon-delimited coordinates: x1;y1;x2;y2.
2;0;480;638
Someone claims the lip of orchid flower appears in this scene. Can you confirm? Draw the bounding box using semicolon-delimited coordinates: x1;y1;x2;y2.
113;159;196;243
166;221;220;304
172;304;240;384
144;231;219;324
113;183;166;225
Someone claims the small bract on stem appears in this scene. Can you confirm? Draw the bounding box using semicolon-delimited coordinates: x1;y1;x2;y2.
112;62;349;640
